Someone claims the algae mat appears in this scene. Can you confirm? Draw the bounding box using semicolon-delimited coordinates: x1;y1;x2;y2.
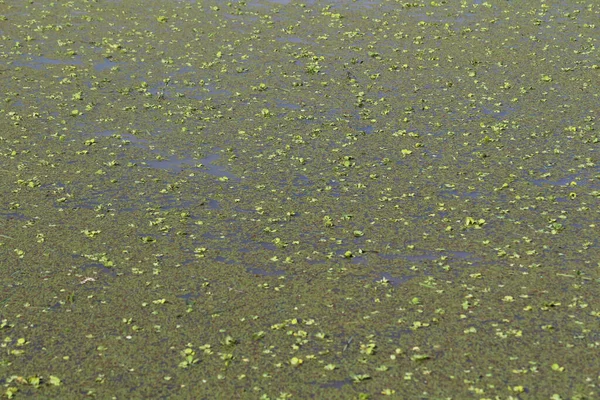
0;0;599;398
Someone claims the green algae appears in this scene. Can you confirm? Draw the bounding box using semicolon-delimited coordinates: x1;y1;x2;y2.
0;0;599;398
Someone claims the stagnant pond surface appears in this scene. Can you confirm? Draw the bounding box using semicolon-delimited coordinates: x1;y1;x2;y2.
1;0;599;398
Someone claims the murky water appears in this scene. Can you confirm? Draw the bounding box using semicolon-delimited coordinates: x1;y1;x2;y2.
1;0;599;398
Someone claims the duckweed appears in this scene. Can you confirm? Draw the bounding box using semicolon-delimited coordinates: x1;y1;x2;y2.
0;0;599;398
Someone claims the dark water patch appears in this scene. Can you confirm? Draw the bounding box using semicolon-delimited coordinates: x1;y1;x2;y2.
276;100;302;110
246;267;286;277
1;212;28;221
201;232;221;240
347;123;374;135
234;206;257;213
192;85;232;100
215;256;236;264
145;155;199;172
481;106;516;119
305;258;328;265
440;189;483;199
530;174;581;187
276;36;310;45
93;59;119;72
91;129;149;147
207;199;220;210
145;81;231;101
14;55;83;69
6;99;25;107
325;107;360;122
177;292;201;305
379;250;480;264
318;378;352;389
387;327;415;340
154;195;219;212
293;174;313;187
255;241;277;251
380;252;437;262
142;151;239;181
197;152;240;180
80;262;117;277
350;255;368;265
248;0;293;7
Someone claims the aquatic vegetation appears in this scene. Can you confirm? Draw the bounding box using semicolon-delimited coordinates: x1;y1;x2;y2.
0;0;598;398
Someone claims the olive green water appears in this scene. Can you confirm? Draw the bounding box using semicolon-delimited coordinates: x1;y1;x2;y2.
1;0;599;398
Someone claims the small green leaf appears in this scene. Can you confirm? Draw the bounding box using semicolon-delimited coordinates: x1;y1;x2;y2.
48;376;61;386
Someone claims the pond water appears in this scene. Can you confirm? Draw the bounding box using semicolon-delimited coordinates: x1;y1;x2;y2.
0;0;599;398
